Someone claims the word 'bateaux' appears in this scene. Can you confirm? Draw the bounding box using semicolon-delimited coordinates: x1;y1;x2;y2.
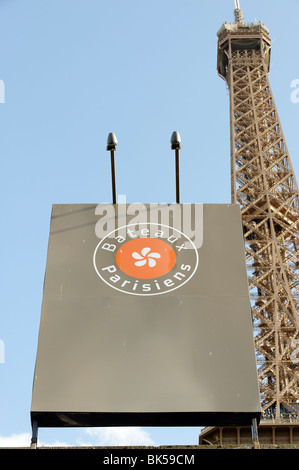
93;223;199;296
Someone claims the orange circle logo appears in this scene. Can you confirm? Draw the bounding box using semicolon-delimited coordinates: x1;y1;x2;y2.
116;238;176;279
93;222;199;296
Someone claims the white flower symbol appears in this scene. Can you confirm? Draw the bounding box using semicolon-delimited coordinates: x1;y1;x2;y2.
132;247;161;268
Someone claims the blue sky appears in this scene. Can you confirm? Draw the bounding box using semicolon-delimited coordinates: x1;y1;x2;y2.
0;0;298;447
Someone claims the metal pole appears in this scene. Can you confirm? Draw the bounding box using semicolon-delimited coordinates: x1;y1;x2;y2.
251;418;260;449
110;150;116;205
30;419;38;449
175;148;180;204
170;131;181;204
106;132;118;205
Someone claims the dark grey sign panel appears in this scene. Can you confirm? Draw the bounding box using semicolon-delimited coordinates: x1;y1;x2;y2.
31;204;261;429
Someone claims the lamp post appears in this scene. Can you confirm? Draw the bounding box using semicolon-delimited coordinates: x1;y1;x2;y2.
106;132;118;204
171;131;181;204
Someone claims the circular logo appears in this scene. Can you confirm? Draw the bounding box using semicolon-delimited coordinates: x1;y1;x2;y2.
116;238;176;279
93;223;198;296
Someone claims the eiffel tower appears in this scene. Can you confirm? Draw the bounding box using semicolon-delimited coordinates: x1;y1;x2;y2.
217;1;299;419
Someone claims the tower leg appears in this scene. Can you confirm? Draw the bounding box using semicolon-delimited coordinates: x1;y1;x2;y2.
251;418;260;449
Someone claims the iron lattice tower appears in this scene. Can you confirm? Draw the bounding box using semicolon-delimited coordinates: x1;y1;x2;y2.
217;2;299;418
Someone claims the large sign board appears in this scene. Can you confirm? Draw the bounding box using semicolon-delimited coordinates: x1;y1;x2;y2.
31;203;261;429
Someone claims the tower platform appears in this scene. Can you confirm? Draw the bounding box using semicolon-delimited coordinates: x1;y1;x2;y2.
199;418;299;448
